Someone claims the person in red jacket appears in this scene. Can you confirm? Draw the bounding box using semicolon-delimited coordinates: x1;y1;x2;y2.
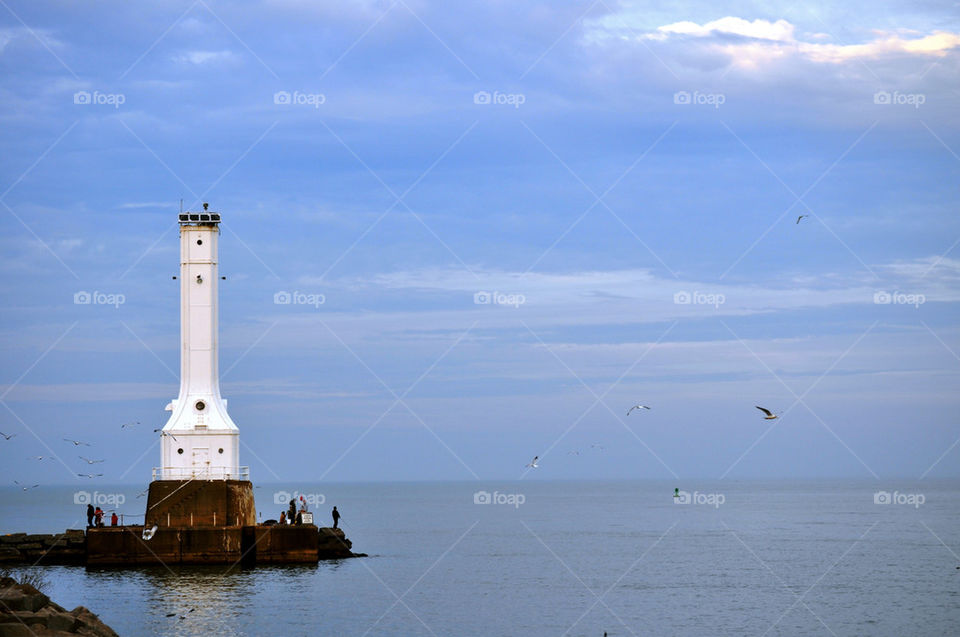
110;512;118;527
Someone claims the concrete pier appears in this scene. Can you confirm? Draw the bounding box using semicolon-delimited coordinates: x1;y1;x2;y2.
0;526;360;566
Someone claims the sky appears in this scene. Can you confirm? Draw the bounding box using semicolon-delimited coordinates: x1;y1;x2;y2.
0;0;958;485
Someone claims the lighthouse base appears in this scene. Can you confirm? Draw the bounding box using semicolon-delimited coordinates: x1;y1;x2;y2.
79;479;364;565
145;479;255;528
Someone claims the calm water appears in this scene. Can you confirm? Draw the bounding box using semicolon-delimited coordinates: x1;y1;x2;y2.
1;480;958;636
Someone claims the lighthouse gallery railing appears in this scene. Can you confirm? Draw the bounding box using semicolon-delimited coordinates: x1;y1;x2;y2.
152;466;249;481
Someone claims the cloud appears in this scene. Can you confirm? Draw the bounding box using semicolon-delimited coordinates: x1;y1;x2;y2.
173;50;239;66
0;26;64;54
649;17;796;43
585;14;960;68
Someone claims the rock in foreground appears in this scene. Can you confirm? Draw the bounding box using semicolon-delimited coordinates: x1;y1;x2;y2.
0;576;117;637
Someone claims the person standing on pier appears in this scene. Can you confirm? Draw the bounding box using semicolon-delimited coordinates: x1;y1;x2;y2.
86;504;94;528
110;512;118;527
331;506;340;529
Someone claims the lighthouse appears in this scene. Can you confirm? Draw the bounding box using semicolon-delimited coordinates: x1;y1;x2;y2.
157;206;242;480
83;205;361;563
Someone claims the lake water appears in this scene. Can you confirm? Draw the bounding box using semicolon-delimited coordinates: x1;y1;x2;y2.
1;480;958;636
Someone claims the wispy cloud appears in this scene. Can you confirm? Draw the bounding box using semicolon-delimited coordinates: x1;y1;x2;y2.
173;49;239;65
585;14;960;67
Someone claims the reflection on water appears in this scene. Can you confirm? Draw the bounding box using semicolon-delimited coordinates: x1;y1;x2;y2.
46;562;351;636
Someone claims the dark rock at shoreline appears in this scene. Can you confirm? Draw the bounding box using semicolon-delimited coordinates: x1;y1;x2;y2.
318;527;365;559
0;577;118;636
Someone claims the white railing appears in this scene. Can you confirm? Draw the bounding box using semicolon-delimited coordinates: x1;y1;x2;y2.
152;466;249;481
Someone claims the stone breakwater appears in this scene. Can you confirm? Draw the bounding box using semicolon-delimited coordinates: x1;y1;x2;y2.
0;531;86;565
0;576;118;637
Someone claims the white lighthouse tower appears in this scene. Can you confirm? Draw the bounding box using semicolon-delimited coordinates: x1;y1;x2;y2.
157;205;243;481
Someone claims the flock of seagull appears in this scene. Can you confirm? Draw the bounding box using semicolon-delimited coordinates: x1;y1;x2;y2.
524;403;780;469
2;420;157;489
5;402;785;480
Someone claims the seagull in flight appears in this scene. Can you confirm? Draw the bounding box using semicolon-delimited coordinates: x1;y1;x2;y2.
755;406;778;420
121;421;140;429
79;456;104;464
796;214;809;224
626;404;651;415
28;456;49;461
63;438;90;446
77;473;103;479
0;431;15;440
590;443;605;452
160;432;178;442
14;481;38;491
526;455;539;468
142;525;158;540
567;450;581;455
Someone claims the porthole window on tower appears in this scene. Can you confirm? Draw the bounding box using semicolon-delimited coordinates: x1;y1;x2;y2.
196;239;203;245
177;448;184;454
218;448;224;454
196;400;205;411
